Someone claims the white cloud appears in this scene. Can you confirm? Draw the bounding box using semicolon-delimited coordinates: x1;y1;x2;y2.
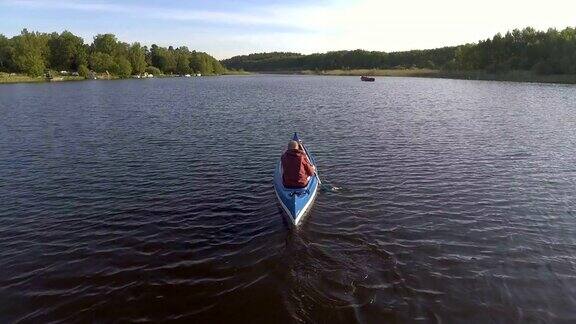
2;0;309;28
204;0;576;57
3;0;576;58
6;0;127;12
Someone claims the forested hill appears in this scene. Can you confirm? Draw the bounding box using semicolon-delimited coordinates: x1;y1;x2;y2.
221;48;455;71
222;27;576;75
222;52;304;70
0;29;225;77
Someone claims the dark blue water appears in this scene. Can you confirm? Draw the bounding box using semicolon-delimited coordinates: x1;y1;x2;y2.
1;75;575;323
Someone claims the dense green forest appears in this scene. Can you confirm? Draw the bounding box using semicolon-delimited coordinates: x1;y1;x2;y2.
222;27;576;75
0;29;226;77
2;26;574;79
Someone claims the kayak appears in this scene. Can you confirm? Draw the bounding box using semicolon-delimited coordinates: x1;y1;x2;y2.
273;133;320;226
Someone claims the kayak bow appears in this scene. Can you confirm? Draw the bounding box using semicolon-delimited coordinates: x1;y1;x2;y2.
273;133;319;226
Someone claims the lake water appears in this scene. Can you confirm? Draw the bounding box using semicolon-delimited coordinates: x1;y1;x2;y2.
1;75;575;323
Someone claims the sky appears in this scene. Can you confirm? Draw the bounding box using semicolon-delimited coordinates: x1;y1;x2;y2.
1;0;575;59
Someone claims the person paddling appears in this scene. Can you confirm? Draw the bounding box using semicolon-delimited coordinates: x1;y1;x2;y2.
281;140;316;188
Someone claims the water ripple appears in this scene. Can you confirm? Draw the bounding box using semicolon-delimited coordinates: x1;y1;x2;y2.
1;76;575;323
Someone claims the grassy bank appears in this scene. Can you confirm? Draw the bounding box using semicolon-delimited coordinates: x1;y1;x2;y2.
0;72;236;84
0;73;45;83
298;69;576;84
431;70;576;84
0;73;85;84
301;68;439;77
222;69;251;75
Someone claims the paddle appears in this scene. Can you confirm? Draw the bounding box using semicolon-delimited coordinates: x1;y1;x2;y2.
298;139;322;186
298;138;343;192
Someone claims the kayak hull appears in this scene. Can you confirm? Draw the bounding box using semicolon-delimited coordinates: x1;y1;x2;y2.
273;134;319;226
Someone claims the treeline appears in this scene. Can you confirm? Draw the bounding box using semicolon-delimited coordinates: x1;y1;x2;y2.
454;27;576;74
222;48;455;71
0;29;225;77
222;26;576;75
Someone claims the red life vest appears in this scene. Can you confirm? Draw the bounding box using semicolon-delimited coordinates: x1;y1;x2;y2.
281;149;315;188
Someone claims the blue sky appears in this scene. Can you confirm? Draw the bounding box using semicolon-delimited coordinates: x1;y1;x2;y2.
1;0;575;59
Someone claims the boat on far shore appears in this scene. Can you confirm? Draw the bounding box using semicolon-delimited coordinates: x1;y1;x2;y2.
360;76;375;82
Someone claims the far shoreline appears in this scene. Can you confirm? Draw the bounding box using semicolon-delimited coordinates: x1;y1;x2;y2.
3;69;576;85
0;71;250;85
256;69;576;85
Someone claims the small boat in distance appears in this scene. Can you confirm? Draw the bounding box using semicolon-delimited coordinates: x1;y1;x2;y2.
273;133;320;227
360;76;375;82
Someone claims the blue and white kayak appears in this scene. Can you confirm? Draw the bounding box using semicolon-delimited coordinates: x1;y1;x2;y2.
273;133;320;226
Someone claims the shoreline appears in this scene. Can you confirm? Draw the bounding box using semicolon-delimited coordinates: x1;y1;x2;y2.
0;73;110;84
258;69;576;84
3;69;576;85
0;73;233;85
